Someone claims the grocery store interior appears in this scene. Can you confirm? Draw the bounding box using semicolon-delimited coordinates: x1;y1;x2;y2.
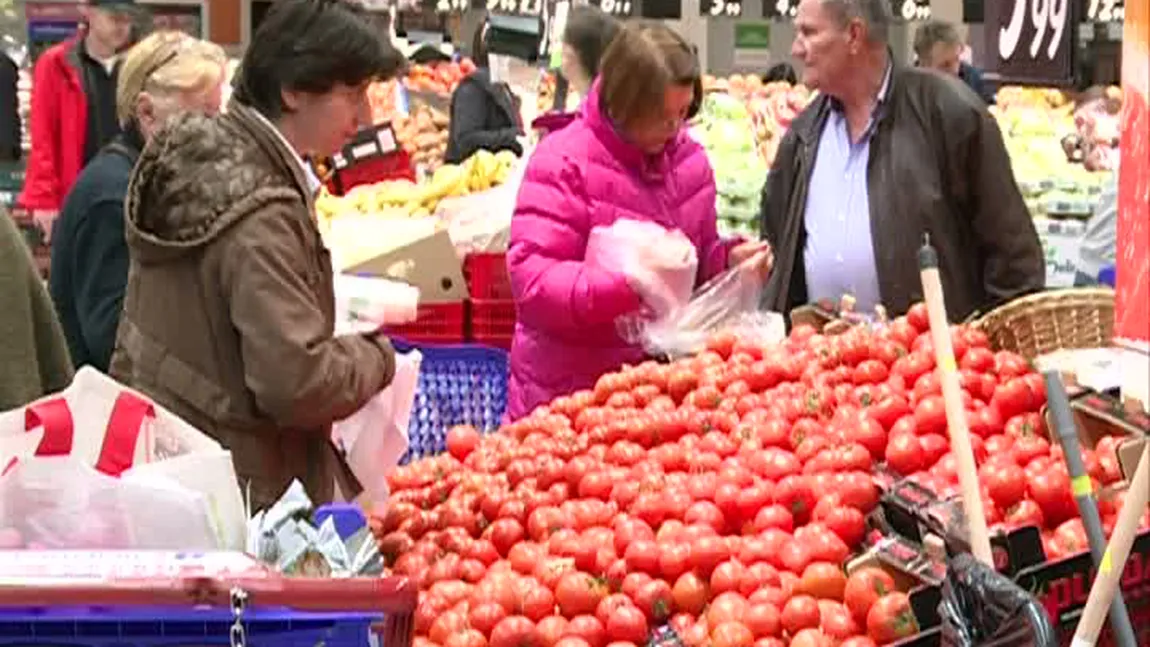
0;0;1147;645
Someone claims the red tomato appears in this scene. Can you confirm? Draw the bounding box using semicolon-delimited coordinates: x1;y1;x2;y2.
446;425;482;460
632;579;675;623
1028;469;1077;526
843;567;896;625
780;595;821;635
672;572;710;615
866;593;919;644
980;462;1027;509
707;592;750;626
490;616;542;647
992;379;1036;420
603;604;647;644
798;562;847;601
711;622;754;647
913;396;948;436
744;603;782;638
563;616;606;647
556;572;608;617
884;433;925;476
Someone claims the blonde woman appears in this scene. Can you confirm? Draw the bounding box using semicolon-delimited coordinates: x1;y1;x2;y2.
50;31;226;373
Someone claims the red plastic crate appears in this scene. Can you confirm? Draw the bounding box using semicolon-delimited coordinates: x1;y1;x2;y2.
463;253;513;300
383;302;466;344
468;299;516;350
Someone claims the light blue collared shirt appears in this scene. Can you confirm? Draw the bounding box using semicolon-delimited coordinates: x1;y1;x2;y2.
802;63;893;313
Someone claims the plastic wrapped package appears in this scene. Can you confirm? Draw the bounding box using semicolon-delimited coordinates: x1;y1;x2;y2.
585;219;699;318
939;553;1058;647
440;156;528;254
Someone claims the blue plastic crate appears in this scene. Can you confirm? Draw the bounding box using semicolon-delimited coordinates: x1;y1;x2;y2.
391;340;509;463
0;605;382;646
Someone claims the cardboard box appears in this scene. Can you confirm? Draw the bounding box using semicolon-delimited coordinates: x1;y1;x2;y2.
332;218;468;305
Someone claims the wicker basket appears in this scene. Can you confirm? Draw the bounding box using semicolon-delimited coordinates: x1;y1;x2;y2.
971;288;1115;361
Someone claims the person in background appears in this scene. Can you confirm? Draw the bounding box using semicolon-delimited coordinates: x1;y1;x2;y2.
0;50;19;161
760;0;1042;321
0;207;73;409
560;5;621;98
763;62;798;85
1076;172;1118;286
109;0;406;509
50;32;226;374
913;20;995;105
19;0;136;241
445;20;525;164
506;22;770;421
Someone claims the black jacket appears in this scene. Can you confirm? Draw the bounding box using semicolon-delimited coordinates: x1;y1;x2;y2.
759;63;1043;322
445;68;523;164
959;62;996;106
0;53;19;161
49;126;142;373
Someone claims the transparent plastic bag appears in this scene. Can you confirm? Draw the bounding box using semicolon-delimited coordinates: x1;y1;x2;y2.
626;254;785;358
585;219;699;317
940;553;1058;647
0;456;218;550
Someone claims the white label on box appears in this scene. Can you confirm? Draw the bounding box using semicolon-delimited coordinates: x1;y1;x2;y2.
351;141;380;161
1035;217;1086;288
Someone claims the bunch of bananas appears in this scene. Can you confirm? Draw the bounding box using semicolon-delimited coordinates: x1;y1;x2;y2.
315;149;520;225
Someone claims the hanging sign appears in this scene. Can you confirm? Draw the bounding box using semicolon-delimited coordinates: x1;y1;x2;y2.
891;0;931;21
483;0;545;16
986;0;1075;86
700;0;743;18
433;0;470;12
765;0;799;19
590;0;635;19
1085;0;1125;22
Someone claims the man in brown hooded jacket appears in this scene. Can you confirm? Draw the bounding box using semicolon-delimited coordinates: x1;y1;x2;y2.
110;0;406;510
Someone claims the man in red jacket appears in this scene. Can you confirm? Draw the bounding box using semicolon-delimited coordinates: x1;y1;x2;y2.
20;0;134;242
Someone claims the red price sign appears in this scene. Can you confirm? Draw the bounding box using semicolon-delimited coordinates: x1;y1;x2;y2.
987;0;1075;86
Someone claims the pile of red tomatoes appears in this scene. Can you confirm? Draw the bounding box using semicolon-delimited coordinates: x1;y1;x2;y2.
372;303;1136;647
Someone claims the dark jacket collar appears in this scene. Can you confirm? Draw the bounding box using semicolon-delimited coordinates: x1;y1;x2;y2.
792;54;902;145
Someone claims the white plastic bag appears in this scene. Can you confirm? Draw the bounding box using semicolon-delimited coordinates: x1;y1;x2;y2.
440;160;527;254
0;457;218;550
0;368;247;550
332;350;422;508
334;274;421;335
629;254;785;358
585;219;699;317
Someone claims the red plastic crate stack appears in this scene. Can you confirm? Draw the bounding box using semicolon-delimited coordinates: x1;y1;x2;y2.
464;253;516;350
383;302;466;344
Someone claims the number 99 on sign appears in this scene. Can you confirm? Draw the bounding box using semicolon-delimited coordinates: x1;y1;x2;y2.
999;0;1068;61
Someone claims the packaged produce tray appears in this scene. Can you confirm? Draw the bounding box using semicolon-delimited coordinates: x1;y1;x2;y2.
390;340;509;463
0;550;418;647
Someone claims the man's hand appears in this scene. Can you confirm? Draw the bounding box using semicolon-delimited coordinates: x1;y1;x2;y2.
729;240;774;278
32;210;58;244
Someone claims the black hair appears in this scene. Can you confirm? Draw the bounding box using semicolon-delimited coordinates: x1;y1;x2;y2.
762;62;797;85
232;0;405;119
562;5;621;81
471;21;489;69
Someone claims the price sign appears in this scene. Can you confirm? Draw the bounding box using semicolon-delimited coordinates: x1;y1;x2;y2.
765;0;799;20
1086;0;1124;22
485;0;544;16
434;0;469;11
700;0;743;18
892;0;931;21
592;0;635;18
987;0;1074;86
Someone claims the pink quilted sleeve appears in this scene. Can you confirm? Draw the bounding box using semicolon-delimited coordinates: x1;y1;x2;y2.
508;150;642;336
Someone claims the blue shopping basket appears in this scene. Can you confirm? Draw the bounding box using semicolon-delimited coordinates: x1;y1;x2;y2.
391;340;509;463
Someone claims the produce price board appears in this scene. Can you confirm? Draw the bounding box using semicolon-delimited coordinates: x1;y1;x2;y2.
987;0;1076;87
699;0;743;18
1085;0;1125;23
481;0;545;15
764;0;929;21
433;0;470;12
590;0;636;19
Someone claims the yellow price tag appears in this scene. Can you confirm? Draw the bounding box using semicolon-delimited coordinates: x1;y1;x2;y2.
1071;475;1094;497
939;355;958;374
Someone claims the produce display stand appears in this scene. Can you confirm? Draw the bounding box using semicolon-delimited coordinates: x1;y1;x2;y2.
0;551;418;647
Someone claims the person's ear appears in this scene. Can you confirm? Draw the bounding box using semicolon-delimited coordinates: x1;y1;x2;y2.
281;89;302;113
135;92;157;131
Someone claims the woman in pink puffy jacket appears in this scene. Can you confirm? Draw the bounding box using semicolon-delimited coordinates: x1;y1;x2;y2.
505;22;770;421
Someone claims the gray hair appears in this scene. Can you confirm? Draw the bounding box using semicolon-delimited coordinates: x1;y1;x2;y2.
820;0;892;45
913;20;961;60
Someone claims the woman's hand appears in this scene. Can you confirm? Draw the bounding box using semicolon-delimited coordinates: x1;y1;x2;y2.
729;240;774;278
